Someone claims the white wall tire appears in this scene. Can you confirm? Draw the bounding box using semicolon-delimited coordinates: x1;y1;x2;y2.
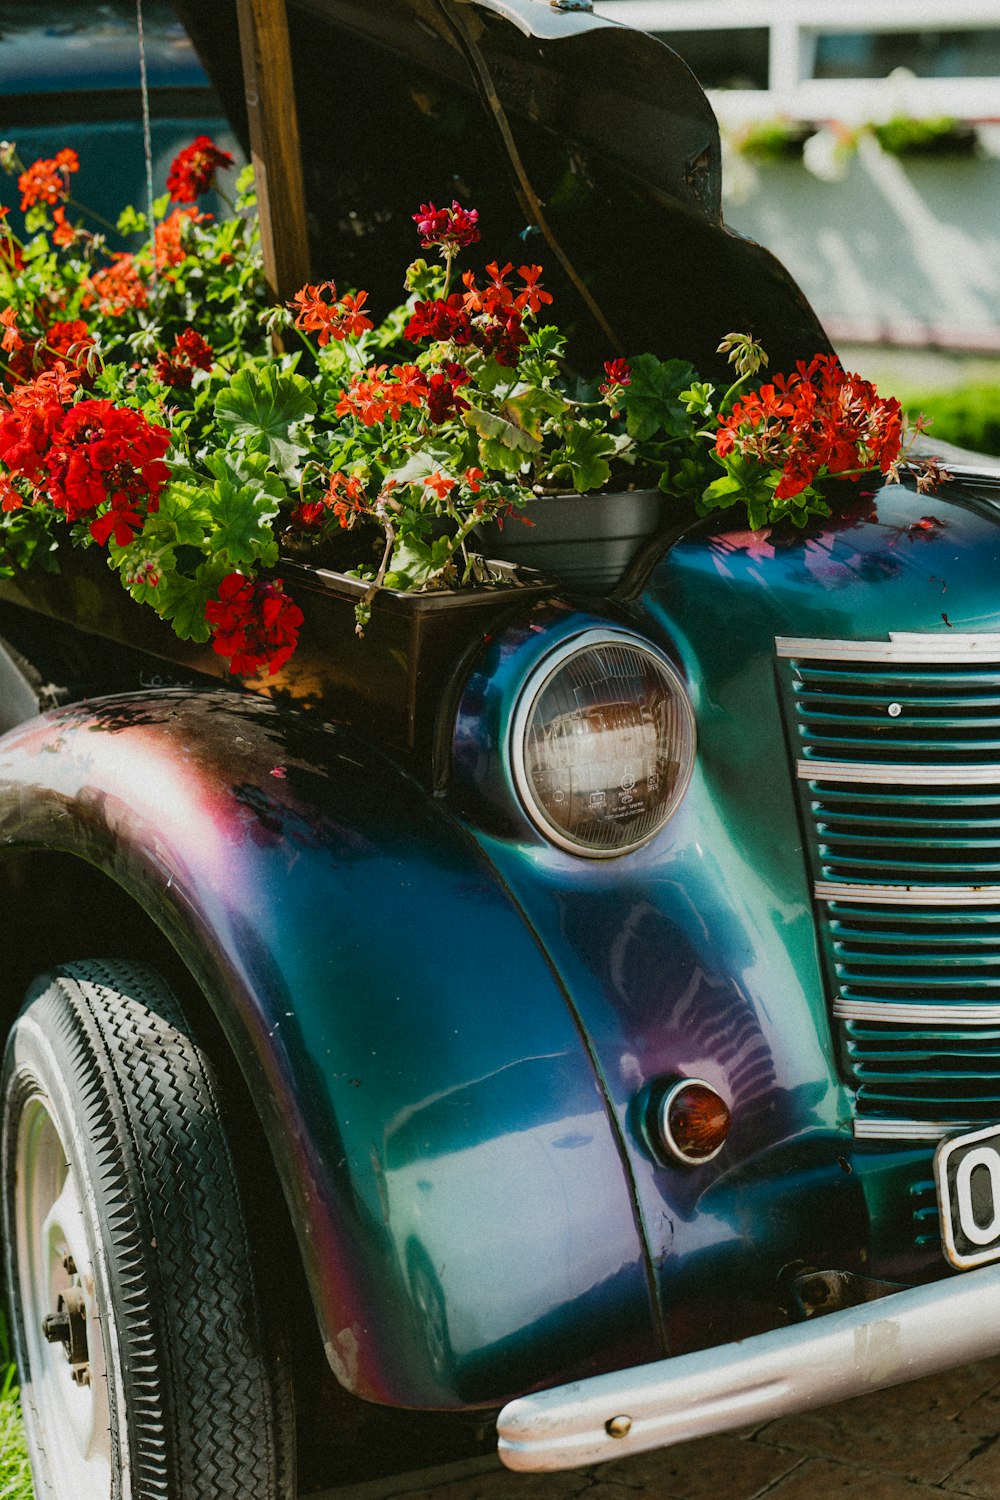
1;961;295;1499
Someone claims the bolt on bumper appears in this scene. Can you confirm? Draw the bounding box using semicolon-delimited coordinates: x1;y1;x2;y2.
497;1261;1000;1472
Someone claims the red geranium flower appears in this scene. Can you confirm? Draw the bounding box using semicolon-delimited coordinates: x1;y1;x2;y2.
166;136;234;203
88;254;147;317
205;573;304;676
153;328;214;388
412;200;480;253
473;308;528;367
8;319;95;385
404;295;473;346
715;354;903;502
425;364;471;424
46;399;171;544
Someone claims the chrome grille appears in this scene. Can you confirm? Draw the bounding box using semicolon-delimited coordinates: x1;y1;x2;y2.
778;633;1000;1139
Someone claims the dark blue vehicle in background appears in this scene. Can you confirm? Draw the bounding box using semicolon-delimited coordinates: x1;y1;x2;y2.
1;2;241;233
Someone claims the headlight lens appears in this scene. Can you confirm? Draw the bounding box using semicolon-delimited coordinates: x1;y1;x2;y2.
509;631;695;857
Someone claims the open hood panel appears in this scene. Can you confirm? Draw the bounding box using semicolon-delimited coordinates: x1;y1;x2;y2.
175;0;832;378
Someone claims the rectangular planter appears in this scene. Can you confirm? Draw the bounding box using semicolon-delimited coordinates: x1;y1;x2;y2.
0;550;552;753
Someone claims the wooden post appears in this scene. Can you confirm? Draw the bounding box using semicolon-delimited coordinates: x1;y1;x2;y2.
235;0;311;303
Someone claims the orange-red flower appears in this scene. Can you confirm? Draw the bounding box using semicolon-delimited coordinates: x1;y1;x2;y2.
335;364;426;426
514;264;552;315
50;206;80;249
154;207;203;269
290;281;373;346
88;254;147;316
715;354;903;501
18;149;79;211
424;470;455;500
1;307;23;354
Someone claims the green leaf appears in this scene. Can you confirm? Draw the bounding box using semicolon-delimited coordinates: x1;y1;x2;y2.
550;424;616;492
502;386;569;439
463;404;541;455
468;355;513;396
479;437;528;475
151;482;214;548
116;204;146;236
621;354;698;443
214;364;316;477
153;565;222;642
384;532;455;590
210;477;281;570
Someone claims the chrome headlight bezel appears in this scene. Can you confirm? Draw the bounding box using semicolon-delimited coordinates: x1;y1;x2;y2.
507;629;696;859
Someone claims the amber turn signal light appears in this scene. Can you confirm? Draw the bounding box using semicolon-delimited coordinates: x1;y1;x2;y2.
658;1078;731;1166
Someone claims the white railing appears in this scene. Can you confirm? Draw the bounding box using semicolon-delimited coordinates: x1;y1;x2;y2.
594;0;1000;124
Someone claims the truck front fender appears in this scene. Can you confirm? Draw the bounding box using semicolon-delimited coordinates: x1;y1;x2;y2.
0;689;659;1407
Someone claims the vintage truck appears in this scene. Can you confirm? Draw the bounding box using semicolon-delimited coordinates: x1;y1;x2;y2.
3;1;1000;1497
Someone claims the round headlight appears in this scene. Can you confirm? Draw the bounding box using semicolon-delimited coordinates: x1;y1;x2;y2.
509;631;695;857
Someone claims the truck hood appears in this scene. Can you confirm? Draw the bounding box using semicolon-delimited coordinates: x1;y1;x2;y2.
173;0;831;378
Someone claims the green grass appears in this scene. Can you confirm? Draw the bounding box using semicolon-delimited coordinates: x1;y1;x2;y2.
0;1310;31;1500
0;1365;31;1500
899;383;1000;459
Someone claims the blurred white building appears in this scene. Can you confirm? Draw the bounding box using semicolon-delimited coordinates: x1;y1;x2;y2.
595;1;1000;353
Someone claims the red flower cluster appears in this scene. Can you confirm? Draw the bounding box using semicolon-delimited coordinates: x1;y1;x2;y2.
18;149;79;211
88;254;147;316
155;207;204;269
335;364;427;426
425;364;471;423
404;295;473;345
405;262;547;367
290;282;373;346
204;573;304;676
153;328;214;388
412;200;480;253
716;354;903;501
7;319;94;385
0;384;169;547
289;471;369;532
599;357;631;414
461;261;551;318
51;206;81;248
475;309;528;367
166;136;234;204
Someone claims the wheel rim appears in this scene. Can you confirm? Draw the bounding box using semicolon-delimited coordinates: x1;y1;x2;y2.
15;1091;113;1500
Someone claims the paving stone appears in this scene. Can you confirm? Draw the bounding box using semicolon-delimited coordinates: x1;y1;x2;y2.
753;1367;1000;1486
938;1435;1000;1497
588;1433;802;1500
751;1456;960;1500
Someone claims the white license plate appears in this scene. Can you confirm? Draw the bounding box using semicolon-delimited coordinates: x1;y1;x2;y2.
936;1123;1000;1269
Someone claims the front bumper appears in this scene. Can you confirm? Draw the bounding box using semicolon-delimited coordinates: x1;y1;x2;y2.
497;1261;1000;1471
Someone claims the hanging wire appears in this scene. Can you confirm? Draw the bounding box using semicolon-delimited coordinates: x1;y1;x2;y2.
135;0;158;289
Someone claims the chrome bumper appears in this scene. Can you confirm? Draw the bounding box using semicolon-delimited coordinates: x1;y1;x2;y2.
497;1262;1000;1471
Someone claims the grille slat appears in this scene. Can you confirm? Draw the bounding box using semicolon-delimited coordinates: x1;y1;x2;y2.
782;633;1000;1138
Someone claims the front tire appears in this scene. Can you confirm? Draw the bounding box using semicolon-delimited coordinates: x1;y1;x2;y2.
1;960;295;1499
